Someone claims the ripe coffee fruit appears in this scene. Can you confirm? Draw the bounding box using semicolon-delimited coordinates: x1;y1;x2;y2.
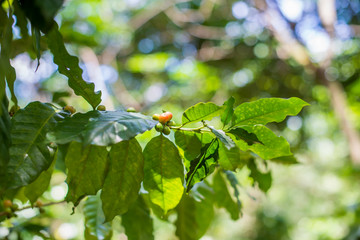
35;200;43;208
163;126;171;135
3;200;12;208
155;123;164;132
158;112;173;124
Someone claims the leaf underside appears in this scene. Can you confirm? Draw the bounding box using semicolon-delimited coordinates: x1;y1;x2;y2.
84;194;112;240
186;139;219;191
101;139;144;222
143;135;184;214
122;195;154;240
65;142;109;206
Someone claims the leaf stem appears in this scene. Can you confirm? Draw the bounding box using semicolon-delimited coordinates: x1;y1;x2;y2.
170;125;210;133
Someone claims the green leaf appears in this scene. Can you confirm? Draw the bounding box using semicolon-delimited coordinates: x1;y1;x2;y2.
143;135;184;214
182;102;223;124
49;110;156;146
218;142;244;171
13;1;29;39
232;97;309;126
0;95;11;192
175;194;197;240
46;22;102;109
231;125;292;160
174;131;202;160
0;7;17;106
101;139;144;222
55;144;68;173
0;7;7;35
84;194;112;240
248;159;272;192
228;127;263;145
175;190;214;240
190;183;215;237
24;153;56;204
17;0;64;33
213;171;240;220
270;155;298;164
186;139;219;192
65;142;109;205
224;171;242;212
7;102;59;189
208;125;235;150
122;195;154;240
221;97;235;126
31;26;41;70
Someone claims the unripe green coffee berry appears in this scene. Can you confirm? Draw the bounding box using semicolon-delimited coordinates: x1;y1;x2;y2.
152;114;160;120
5;208;12;218
167;120;176;126
126;107;136;112
97;105;106;111
10;203;19;211
163;126;171;135
155;123;164;132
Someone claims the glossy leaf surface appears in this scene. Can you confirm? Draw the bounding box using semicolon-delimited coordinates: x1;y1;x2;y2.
49;110;156;146
182;102;222;124
232;97;309;126
7;102;59;189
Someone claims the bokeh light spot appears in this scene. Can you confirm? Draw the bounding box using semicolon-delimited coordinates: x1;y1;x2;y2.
232;2;249;20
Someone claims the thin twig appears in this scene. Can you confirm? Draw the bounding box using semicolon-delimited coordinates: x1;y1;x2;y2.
0;200;67;217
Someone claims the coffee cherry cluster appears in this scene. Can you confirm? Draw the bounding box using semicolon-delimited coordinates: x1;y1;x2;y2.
153;111;175;135
2;199;18;219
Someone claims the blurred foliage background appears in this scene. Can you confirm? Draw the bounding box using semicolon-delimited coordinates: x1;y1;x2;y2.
2;0;360;239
